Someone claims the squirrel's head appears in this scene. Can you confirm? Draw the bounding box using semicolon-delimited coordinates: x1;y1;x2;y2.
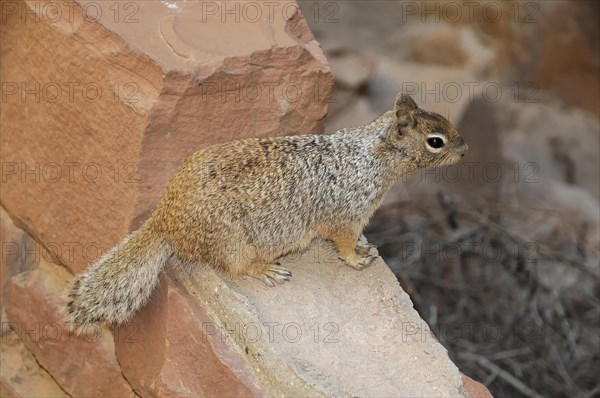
386;93;468;169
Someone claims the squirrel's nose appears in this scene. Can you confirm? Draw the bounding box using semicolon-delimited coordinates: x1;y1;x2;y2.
460;139;468;157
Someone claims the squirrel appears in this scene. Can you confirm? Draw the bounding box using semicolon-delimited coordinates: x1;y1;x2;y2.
65;93;468;333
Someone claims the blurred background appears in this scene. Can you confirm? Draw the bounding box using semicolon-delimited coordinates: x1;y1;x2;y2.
298;1;599;397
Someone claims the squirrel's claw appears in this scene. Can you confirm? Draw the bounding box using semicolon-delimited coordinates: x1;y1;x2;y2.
247;263;292;287
339;239;380;270
351;236;380;268
355;242;379;258
261;274;276;287
356;235;379;257
339;253;378;270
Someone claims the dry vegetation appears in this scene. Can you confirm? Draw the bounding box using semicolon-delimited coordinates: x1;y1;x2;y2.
366;186;600;398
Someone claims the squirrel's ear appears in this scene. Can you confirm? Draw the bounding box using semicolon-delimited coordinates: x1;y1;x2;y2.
395;108;415;132
394;93;418;111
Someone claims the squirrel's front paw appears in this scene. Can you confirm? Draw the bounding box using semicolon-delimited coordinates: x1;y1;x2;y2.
339;251;378;270
355;235;379;258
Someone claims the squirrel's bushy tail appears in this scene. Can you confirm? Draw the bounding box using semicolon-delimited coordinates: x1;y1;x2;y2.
65;222;171;334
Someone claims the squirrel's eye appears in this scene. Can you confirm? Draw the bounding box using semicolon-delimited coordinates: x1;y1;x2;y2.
427;137;445;149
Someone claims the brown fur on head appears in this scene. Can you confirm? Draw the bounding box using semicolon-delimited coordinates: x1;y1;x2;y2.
388;93;468;168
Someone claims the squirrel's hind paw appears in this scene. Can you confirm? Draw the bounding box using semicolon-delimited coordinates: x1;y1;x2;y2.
244;263;292;287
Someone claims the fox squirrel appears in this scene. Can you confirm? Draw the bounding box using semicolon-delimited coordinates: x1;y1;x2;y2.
65;93;468;333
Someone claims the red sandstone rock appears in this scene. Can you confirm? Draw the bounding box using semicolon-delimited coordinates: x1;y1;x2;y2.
4;261;134;397
0;0;333;274
1;208;21;312
462;374;494;398
0;329;67;398
117;240;492;397
0;207;48;313
114;266;265;397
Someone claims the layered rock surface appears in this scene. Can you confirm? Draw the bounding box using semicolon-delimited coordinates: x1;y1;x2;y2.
2;204;491;397
5;262;135;397
0;0;332;273
0;330;67;398
116;240;484;397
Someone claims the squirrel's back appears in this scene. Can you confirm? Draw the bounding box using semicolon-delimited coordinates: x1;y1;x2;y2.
155;117;395;227
151;119;394;261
